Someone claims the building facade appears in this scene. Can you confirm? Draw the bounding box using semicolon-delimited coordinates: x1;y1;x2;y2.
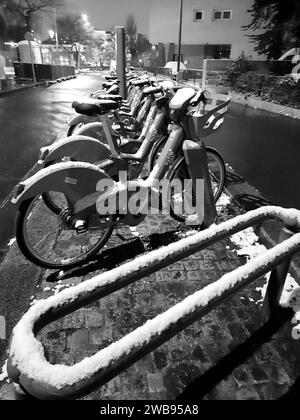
148;0;262;68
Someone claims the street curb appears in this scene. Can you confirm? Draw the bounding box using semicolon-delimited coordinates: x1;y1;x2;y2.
0;76;76;98
0;81;48;98
229;91;300;120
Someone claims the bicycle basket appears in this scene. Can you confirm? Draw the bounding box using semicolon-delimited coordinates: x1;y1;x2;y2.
185;93;231;140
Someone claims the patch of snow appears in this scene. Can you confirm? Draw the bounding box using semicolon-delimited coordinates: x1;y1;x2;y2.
0;360;8;382
58;271;65;280
7;238;16;247
216;193;231;208
129;227;140;237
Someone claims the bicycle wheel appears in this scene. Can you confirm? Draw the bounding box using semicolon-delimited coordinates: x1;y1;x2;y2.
16;193;115;269
166;148;226;223
42;190;68;215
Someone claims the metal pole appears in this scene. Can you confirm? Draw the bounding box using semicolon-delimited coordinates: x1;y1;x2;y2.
177;0;183;75
25;32;37;83
183;140;217;228
53;7;59;50
116;26;127;99
262;227;295;318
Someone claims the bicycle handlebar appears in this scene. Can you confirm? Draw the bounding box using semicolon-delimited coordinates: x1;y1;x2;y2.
190;89;208;107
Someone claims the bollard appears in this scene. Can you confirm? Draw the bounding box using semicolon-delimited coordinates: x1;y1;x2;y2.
116;26;127;99
262;226;296;318
183;140;217;228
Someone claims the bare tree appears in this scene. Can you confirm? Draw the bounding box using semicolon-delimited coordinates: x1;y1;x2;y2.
126;14;137;62
2;0;65;33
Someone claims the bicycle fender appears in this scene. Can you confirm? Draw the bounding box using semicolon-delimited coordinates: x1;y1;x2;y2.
39;135;111;167
67;114;99;132
12;162;114;213
75;122;106;141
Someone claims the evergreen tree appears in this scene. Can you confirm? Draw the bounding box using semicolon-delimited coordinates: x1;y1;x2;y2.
244;0;300;59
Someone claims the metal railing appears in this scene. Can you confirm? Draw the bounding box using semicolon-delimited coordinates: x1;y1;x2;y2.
7;206;300;399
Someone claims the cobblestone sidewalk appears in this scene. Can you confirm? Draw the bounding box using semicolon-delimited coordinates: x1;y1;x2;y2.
1;193;296;400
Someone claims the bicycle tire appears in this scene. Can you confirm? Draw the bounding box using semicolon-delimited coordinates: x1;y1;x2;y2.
165;148;226;223
16;196;115;269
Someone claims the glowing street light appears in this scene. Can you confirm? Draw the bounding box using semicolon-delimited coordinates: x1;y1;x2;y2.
48;30;55;39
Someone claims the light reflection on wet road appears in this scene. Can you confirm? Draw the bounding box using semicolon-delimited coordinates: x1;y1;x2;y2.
0;73;103;254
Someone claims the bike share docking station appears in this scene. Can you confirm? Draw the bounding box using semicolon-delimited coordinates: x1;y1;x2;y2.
7;132;300;399
6;27;300;400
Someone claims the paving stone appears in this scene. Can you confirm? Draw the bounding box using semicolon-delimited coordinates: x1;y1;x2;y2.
147;373;166;394
168;261;185;271
67;329;89;348
89;327;114;346
0;383;15;400
235;386;261;400
153;350;168;370
83;310;104;329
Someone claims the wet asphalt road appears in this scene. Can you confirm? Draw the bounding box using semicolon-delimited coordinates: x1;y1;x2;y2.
208;102;300;210
0;72;105;258
0;73;104;367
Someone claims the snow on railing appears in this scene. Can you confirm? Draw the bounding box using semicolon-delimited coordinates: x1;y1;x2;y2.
7;206;300;400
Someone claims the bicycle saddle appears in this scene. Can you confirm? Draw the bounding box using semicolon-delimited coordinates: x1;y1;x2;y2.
169;88;196;111
92;94;123;102
130;79;151;87
102;81;120;89
105;75;118;81
72;99;119;116
143;85;163;96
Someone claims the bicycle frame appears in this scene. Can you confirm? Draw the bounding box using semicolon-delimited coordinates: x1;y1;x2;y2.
38;95;164;172
89;122;186;222
67;85;145;135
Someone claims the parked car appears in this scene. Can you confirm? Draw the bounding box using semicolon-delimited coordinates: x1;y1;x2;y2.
164;61;187;78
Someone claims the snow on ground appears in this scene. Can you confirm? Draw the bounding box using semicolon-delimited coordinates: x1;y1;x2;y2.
7;238;16;247
256;273;300;340
0;360;8;382
217;198;300;340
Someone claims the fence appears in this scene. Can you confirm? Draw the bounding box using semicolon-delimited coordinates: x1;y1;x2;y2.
13;62;76;82
7;206;300;400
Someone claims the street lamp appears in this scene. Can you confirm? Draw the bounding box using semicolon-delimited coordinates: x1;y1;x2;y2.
177;0;183;75
47;6;59;49
48;30;55;40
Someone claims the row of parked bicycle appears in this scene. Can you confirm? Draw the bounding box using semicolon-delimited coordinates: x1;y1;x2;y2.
11;71;231;270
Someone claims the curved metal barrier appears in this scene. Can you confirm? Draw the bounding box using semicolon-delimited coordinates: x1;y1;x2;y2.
7;206;300;400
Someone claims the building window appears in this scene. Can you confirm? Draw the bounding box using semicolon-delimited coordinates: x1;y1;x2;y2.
193;10;203;22
204;44;232;59
213;10;232;21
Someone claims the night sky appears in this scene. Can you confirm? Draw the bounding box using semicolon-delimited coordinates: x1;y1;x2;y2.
67;0;152;35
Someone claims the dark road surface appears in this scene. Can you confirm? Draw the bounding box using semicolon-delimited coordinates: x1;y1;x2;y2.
209;102;300;210
0;73;104;258
0;73;104;367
